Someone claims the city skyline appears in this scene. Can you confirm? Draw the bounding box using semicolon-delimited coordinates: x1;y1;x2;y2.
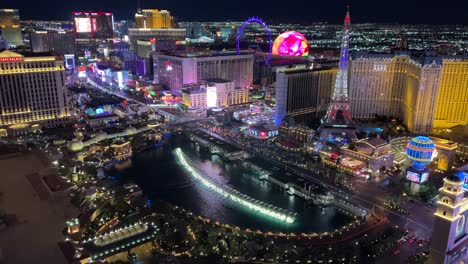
0;3;467;264
2;0;467;25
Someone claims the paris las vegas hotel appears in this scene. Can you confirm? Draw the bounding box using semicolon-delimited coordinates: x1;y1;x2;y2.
0;50;69;136
349;51;468;134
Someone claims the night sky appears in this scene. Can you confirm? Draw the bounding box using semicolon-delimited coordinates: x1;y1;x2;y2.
2;0;467;25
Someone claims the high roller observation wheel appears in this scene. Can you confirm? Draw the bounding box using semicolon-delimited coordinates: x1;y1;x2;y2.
236;17;272;65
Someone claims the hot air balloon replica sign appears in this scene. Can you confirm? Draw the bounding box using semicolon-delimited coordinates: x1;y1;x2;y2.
405;136;436;193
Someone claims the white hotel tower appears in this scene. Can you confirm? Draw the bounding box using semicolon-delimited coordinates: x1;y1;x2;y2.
0;50;69;136
428;175;468;264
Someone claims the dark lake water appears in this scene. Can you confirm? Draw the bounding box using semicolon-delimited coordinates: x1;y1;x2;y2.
108;134;352;233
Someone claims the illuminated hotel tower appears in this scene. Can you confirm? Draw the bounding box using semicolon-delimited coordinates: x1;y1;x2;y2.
428;175;468;264
0;9;23;47
433;55;468;129
318;7;356;146
135;9;174;29
349;52;443;134
0;50;69;136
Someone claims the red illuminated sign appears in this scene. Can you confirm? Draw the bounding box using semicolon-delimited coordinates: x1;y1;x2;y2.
72;12;112;16
92;18;97;32
0;57;23;62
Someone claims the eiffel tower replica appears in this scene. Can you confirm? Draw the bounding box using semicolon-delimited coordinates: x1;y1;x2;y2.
317;7;357;150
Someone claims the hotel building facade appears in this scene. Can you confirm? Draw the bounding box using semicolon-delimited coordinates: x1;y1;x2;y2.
0;50;70;136
153;51;254;94
181;79;249;115
349;51;468;133
274;67;336;126
29;30;76;55
135;9;174;29
433;56;468;129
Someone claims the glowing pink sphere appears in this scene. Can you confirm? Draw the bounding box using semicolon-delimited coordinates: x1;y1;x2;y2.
272;31;309;57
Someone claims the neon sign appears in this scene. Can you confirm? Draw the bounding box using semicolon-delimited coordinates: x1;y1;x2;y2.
248;128;278;139
267;130;278;137
92;18;97;33
0;57;23;62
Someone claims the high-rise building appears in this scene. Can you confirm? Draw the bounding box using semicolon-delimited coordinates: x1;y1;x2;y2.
204;78;249;106
114;20;133;37
153;51;253;94
181;82;209;115
127;28;185;54
318;7;357;147
135;40;153;58
122;50;151;76
182;22;203;39
349;51;444;133
0;50;69;136
349;52;405;120
428;175;468;264
253;56;310;85
409;56;442;133
433;55;468;129
0;9;23;47
135;9;174;29
180;79;249;115
129;9;182;60
29;31;76;55
274;67;336;126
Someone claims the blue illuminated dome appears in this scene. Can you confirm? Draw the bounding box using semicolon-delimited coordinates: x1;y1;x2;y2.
406;136;435;171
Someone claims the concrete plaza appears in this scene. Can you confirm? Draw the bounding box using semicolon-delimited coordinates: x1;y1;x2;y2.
0;152;77;264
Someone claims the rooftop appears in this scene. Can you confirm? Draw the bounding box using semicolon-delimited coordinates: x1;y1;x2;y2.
279;66;334;75
366;137;387;147
250;122;278;131
154;50;254;59
257;55;310;66
351;50;450;66
204;78;231;83
0;50;59;62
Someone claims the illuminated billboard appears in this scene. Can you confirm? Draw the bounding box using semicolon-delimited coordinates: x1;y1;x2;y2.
272;31;309;57
75;17;91;33
73;12;114;39
406;170;421;183
406;169;430;184
248;127;278;139
455;171;468;190
420;172;429;184
64;54;75;69
206;85;217;108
